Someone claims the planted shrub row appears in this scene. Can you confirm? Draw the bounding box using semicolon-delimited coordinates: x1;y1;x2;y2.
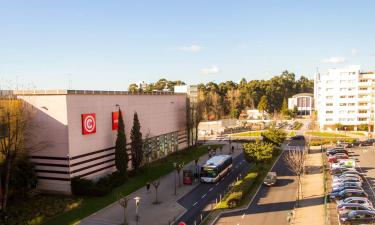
223;171;258;208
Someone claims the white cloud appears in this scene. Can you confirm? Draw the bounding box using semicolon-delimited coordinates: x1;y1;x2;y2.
202;65;220;75
178;44;202;53
351;48;358;55
322;56;347;64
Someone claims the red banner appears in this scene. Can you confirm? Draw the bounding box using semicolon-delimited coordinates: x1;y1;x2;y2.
82;113;96;135
112;111;119;130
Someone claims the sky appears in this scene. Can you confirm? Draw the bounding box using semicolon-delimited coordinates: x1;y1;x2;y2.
1;0;375;90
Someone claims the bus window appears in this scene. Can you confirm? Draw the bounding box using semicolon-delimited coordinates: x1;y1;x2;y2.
200;167;217;178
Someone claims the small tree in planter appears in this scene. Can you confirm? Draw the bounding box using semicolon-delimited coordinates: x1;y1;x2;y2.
117;194;129;225
115;109;128;175
152;180;161;204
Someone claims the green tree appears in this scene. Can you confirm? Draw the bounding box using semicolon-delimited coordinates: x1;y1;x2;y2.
258;95;269;114
115;109;128;175
130;112;143;170
281;98;289;117
243;141;274;166
261;127;287;146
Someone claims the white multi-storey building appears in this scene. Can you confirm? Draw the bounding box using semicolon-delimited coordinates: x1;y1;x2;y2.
315;65;375;131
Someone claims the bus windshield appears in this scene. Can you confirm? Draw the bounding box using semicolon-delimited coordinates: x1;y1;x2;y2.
201;167;217;178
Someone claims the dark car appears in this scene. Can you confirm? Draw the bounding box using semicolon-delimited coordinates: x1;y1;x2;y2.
339;210;375;225
326;148;348;156
337;203;374;215
353;140;375;147
330;188;364;200
338;142;353;148
340;171;365;179
330;189;368;201
290;135;305;141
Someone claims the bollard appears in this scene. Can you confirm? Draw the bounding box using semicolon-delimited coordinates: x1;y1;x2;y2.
194;221;197;225
220;194;222;201
200;214;203;221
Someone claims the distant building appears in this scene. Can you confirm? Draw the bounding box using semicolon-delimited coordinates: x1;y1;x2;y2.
314;65;375;131
288;93;314;115
246;109;264;120
136;81;149;91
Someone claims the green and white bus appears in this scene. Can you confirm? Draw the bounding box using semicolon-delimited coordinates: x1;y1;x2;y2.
200;155;233;183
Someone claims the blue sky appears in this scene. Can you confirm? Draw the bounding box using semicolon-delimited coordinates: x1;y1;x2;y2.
1;0;375;90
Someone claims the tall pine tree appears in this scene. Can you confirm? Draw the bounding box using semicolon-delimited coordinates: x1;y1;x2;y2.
115;109;128;175
130;112;143;170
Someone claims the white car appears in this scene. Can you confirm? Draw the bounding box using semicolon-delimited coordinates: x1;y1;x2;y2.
331;159;356;169
333;174;363;183
332;179;362;188
337;197;373;208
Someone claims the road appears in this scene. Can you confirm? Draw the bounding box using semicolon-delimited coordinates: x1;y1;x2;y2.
351;146;375;204
214;139;305;225
175;150;251;225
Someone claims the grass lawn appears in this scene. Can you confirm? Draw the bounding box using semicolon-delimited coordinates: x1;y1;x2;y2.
305;131;349;138
231;131;262;137
42;144;221;225
349;131;366;136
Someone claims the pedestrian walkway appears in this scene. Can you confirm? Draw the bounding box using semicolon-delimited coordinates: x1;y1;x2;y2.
80;142;242;225
291;147;325;225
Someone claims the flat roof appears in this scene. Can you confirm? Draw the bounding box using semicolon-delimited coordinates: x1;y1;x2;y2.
292;93;314;98
13;89;186;96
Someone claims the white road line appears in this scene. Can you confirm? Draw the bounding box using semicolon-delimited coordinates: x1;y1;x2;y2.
209;188;213;192
201;194;207;199
193;202;198;206
357;162;375;202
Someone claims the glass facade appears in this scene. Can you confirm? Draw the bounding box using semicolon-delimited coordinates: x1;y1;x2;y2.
144;131;179;161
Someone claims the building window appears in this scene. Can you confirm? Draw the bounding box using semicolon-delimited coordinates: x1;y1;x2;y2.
360;79;368;82
340;88;347;91
359;102;368;106
348;88;356;91
359;110;367;114
326;88;333;91
340;95;346;98
326;118;333;121
339;110;346;114
326;96;333;99
339;118;346;121
326;111;333;114
348;95;355;98
348;118;355;121
358;118;367;121
348;110;355;114
326;103;333;106
340;103;347;106
348;103;355;106
360;87;368;90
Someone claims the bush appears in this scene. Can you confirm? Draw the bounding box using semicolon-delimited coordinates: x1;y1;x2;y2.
71;171;126;196
220;171;258;208
309;138;356;146
243;141;275;164
261;127;287;146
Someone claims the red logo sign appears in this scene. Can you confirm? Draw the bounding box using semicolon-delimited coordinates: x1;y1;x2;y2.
112;111;119;130
178;222;186;225
82;113;96;135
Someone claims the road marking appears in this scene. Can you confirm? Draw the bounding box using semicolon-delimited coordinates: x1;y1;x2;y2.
241;213;245;219
209;188;213;192
201;194;207;199
216;182;219;186
357;162;375;202
193;202;198;206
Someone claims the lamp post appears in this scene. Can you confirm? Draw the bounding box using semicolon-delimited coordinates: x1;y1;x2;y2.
134;196;141;224
173;162;177;195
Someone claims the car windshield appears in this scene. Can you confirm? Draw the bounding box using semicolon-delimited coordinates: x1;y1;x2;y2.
201;167;217;178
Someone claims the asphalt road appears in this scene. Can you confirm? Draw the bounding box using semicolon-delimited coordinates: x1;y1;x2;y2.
351;146;375;204
175;151;251;225
213;139;305;225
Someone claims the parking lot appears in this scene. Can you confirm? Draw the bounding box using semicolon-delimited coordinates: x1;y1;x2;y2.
326;144;375;224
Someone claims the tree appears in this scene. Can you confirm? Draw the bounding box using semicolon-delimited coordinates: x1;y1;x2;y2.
0;98;45;211
115;109;128;175
128;83;139;93
130;112;143;170
152;180;161;204
284;150;305;207
281;98;289;118
117;194;129;225
243;141;275;167
261;127;287;146
258;95;269;115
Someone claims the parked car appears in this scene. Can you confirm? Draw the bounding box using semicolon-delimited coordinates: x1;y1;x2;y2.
332;185;363;195
333;183;363;193
290;135;305;141
333;174;363;183
340;171;365;179
333;177;363;187
338;142;353;148
338;197;373;208
328;153;349;163
330;187;364;200
331;189;368;201
353;140;375;147
330;167;357;175
326;148;347;156
331;159;356;170
263;172;277;186
339;210;375;225
337;203;374;215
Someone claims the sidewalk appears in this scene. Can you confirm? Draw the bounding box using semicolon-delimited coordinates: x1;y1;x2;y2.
291;147;325;225
80;142;242;225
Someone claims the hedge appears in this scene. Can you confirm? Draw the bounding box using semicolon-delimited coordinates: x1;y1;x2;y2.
309;138;356;146
219;170;258;209
71;171;127;196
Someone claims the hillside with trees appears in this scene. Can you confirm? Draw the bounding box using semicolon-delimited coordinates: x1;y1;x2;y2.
128;71;313;120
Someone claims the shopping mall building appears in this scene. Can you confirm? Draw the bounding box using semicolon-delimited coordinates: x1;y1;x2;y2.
15;90;188;194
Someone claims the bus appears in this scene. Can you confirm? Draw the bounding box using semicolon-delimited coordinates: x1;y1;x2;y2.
200;155;233;183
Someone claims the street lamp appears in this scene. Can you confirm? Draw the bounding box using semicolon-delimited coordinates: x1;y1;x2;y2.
134;196;141;224
173;162;177;195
